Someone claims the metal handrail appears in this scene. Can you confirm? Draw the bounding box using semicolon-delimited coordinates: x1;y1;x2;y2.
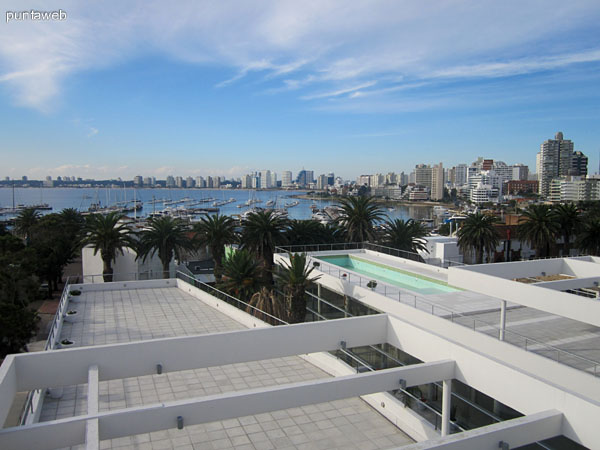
20;276;73;425
175;271;288;326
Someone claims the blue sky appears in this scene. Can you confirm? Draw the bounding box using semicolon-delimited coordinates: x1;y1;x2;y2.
1;1;600;180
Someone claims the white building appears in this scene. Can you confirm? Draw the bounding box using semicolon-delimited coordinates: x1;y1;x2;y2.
281;171;292;187
431;163;444;201
549;177;600;203
454;164;468;186
3;250;600;449
470;183;500;204
260;170;272;188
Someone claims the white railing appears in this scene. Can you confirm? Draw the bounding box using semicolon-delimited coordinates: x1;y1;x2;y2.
19;277;73;425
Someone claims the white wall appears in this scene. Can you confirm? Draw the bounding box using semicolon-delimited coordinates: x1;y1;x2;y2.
82;246;176;282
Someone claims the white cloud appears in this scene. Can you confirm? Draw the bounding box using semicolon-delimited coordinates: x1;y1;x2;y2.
301;81;377;100
0;0;599;110
87;127;98;137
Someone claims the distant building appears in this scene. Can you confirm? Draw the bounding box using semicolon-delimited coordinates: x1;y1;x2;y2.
296;170;313;187
133;176;143;187
316;174;328;190
166;176;176;188
537;131;574;197
175;176;184;188
281;171;292;187
327;172;335;186
195;176;205;188
414;164;432;190
470;183;499;204
506;180;539;195
408;185;429;201
357;175;371;187
241;175;252;189
260;170;271;188
549;177;600;203
431;163;444;201
511;164;529;181
186;176;195;188
571;151;588;176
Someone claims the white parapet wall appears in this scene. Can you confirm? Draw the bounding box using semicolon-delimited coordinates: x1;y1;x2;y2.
448;260;600;327
176;276;441;441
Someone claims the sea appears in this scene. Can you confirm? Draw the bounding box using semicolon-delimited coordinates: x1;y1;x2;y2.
0;187;433;222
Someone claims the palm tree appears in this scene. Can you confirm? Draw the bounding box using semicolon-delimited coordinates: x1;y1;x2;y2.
382;219;428;255
137;216;194;278
277;253;321;323
247;287;285;325
457;212;500;264
552;203;580;256
335;196;384;242
14;208;40;243
518;204;559;258
82;212;135;282
193;214;237;283
219;249;261;302
240;210;288;285
575;217;600;256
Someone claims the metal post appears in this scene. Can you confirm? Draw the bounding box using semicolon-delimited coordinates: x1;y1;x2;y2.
317;284;322;316
499;300;507;341
441;379;452;437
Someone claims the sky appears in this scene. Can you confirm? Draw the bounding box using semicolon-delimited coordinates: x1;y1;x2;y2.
1;0;600;180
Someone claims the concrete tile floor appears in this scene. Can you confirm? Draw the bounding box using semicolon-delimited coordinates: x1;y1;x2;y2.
42;287;413;449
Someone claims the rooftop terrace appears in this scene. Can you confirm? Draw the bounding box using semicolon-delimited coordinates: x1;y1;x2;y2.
2;250;600;449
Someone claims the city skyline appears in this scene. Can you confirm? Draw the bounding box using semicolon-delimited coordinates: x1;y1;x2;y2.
1;1;600;177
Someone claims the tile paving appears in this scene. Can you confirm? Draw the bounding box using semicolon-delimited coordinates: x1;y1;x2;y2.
41;287;413;449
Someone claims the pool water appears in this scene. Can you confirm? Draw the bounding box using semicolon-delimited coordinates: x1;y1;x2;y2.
318;254;460;295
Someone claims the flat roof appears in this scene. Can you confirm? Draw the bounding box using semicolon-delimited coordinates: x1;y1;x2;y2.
295;250;600;376
40;286;413;449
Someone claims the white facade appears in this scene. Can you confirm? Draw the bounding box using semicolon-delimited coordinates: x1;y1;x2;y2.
281;171;292;187
469;183;499;204
82;245;177;281
431;163;444;201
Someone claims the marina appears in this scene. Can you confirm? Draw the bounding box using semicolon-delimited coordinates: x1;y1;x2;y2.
0;187;435;223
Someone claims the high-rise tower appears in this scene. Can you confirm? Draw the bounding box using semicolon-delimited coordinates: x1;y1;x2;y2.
537;132;574;197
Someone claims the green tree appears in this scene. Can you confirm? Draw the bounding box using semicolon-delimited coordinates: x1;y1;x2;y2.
82;212;135;282
193;214;237;283
219;249;261;302
518;204;559;258
381;218;428;254
552;203;580;256
319;223;347;244
240;210;288;285
575;217;600;256
277;253;321;324
0;236;39;358
14;207;40;243
246;287;285;325
335;196;385;242
457;212;500;264
137;216;194;278
31;214;82;296
285;220;324;247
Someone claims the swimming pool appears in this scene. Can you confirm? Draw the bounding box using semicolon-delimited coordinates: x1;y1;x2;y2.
317;254;460;295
